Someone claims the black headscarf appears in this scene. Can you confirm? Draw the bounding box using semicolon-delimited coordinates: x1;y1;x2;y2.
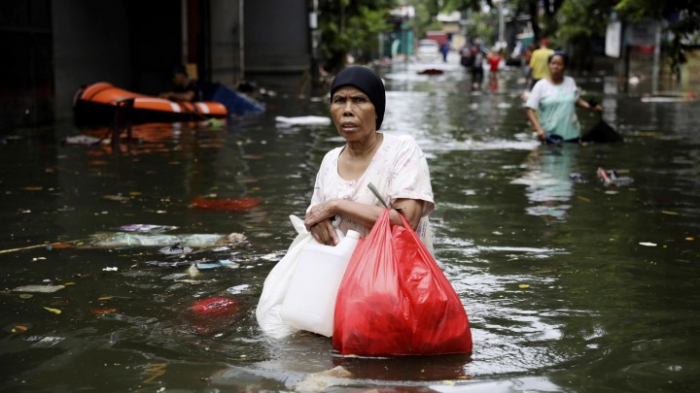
330;66;386;130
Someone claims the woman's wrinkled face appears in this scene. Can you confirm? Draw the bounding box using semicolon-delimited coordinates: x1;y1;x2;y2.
330;86;377;141
548;55;566;79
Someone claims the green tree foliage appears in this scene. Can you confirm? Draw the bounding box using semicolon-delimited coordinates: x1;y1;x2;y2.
443;0;490;13
442;0;498;44
556;0;618;70
407;0;443;40
319;0;395;73
615;0;700;77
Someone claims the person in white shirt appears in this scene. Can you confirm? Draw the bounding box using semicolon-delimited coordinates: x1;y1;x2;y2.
526;52;603;144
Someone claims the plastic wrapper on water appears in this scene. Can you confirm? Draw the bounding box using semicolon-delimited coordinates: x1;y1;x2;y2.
12;285;65;293
89;233;239;248
118;224;178;233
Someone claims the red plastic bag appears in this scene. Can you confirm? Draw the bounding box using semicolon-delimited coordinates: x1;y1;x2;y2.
333;209;473;356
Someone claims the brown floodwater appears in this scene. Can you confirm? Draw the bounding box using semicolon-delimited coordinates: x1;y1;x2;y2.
1;57;699;393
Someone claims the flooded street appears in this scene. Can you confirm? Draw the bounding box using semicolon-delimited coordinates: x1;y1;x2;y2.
1;58;699;392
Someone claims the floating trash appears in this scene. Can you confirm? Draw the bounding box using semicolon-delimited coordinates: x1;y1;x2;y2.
568;173;587;183
191;297;239;316
195;260;240;270
159;243;193;255
64;134;102;145
597;168;634;187
187;264;201;277
260;253;280;261
43;307;62;315
2;323;32;334
226;284;250;295
146;260;197;268
27;336;64;348
92;308;117;315
275;116;331;127
118;224;178;233
181;297;240;336
90;233;242;248
191;197;261;211
162;273;188;280
12;285;65;293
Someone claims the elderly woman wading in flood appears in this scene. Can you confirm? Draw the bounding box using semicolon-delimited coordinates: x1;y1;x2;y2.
304;66;435;253
525;52;603;144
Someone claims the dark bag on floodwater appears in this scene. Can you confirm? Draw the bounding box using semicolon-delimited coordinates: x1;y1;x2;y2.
333;209;473;356
582;119;623;143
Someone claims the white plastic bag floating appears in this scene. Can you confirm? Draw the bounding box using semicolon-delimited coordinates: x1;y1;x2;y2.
275;116;331;127
256;215;312;339
280;230;360;337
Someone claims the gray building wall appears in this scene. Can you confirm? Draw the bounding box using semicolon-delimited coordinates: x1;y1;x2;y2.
52;0;182;121
244;0;309;73
0;1;54;129
52;1;132;121
211;0;243;86
1;0;311;129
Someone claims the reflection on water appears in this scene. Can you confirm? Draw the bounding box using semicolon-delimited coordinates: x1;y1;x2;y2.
1;55;700;392
511;145;579;221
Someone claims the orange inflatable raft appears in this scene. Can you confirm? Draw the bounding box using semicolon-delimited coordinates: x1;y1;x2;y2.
74;82;227;125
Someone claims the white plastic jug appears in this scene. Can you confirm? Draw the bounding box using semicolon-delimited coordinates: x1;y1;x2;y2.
280;229;360;337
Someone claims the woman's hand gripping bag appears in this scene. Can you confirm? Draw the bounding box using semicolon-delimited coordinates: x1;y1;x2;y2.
256;215;311;339
332;209;472;356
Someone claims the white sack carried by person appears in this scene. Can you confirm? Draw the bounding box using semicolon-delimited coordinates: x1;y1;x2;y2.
256;215;311;339
256;215;360;338
279;229;360;337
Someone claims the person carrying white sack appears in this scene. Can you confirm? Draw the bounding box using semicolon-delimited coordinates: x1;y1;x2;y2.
257;66;436;338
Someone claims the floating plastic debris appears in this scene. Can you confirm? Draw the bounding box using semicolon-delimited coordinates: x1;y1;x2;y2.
597;168;634;187
2;323;32;334
159;243;193;255
226;284;250;295
118;224;178;233
275;116;331;126
191;297;238;316
92;308;117;315
12;285;65;293
191;197;261;211
44;307;62;315
90;233;241;248
64;134;102;145
28;336;64;348
195;260;240;270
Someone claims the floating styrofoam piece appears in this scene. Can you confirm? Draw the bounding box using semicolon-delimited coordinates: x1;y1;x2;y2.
275;116;331;126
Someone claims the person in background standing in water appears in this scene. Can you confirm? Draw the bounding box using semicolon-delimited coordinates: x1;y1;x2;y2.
460;41;474;72
159;64;203;102
528;38;554;90
440;40;450;63
525;52;603;144
487;49;503;86
522;43;536;87
469;42;486;89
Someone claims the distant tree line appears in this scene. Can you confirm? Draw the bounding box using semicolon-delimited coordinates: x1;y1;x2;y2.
318;0;698;80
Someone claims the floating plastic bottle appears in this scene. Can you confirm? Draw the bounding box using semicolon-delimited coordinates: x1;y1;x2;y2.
280;230;361;337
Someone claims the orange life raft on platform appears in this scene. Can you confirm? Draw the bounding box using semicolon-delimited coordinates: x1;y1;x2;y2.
74;82;228;125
